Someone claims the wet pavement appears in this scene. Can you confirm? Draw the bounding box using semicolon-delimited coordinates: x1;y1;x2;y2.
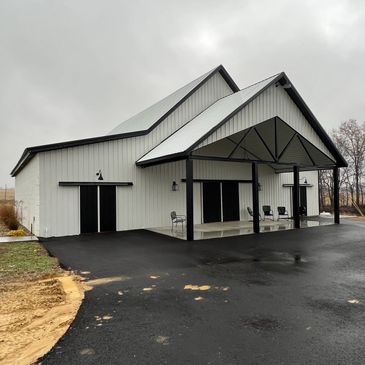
40;220;365;365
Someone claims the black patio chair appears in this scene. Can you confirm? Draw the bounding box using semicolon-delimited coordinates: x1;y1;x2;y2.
170;211;186;230
277;206;289;220
262;205;274;220
247;207;262;221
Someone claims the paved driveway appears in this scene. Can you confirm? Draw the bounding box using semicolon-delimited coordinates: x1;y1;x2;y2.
41;221;365;365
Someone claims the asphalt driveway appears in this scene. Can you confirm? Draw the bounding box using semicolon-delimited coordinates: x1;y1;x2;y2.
40;221;365;365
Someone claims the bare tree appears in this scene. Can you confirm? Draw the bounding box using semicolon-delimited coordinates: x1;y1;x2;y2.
332;120;365;206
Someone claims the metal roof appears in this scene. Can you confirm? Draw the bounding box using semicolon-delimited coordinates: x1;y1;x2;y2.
11;65;239;176
136;72;347;168
108;65;239;135
136;74;280;164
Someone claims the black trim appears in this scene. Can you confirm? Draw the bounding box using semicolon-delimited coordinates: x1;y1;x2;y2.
227;128;252;158
226;135;264;161
293;166;300;229
281;76;347;167
278;132;298;160
282;183;313;187
12;65;239;176
253;127;277;162
186;158;194;241
252;162;260;233
297;135;315;166
189;154;319;168
274;117;278;158
59;181;133;186
138;116;338;170
333;167;340;224
181;178;252;183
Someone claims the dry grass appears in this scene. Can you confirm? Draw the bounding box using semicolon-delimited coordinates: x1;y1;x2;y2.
0;204;18;230
0;188;15;201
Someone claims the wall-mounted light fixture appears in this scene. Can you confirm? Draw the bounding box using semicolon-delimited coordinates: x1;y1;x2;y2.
300;177;308;184
96;170;104;181
172;181;179;191
258;182;262;191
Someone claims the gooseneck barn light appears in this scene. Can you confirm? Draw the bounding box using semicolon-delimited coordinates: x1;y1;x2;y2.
96;170;104;181
172;181;179;191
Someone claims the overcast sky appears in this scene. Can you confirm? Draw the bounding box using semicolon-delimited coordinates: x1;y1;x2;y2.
1;0;365;186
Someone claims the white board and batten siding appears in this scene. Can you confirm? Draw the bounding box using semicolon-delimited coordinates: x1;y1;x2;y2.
15;154;40;235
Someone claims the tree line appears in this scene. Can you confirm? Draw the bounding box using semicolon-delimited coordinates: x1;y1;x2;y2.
319;119;365;212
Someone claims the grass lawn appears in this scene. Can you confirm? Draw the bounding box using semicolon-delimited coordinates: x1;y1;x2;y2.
0;242;61;282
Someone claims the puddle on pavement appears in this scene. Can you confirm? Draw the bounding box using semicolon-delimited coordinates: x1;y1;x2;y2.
240;316;281;331
201;251;308;267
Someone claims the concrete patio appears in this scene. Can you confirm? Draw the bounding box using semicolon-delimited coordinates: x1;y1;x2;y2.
148;216;334;240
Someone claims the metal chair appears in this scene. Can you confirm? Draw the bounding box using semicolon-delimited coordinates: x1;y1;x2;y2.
277;206;289;220
170;211;186;230
262;205;274;220
247;207;262;221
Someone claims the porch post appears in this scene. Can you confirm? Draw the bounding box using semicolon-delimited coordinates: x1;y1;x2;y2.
333;166;340;224
252;162;260;233
293;165;300;228
186;158;194;241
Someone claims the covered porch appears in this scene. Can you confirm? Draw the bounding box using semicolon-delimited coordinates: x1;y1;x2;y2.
136;72;346;241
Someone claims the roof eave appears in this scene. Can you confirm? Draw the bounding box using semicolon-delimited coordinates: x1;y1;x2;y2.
277;73;347;167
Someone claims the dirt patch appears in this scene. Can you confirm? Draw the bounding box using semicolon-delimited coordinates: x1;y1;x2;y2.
0;242;85;365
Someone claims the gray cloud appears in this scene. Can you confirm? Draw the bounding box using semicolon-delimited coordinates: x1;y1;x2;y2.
1;0;365;185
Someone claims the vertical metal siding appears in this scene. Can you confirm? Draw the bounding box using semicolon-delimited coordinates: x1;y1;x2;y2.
15;154;40;235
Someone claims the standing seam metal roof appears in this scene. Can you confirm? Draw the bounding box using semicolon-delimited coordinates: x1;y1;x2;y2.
136;73;280;164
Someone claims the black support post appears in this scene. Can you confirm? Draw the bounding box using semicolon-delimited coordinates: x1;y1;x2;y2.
333;166;340;224
252;162;260;233
293;165;300;229
186;158;194;241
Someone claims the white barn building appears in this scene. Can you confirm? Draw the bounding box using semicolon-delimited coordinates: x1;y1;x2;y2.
11;65;346;239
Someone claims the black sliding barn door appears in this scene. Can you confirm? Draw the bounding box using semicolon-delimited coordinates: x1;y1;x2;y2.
100;186;116;232
222;182;240;221
203;182;222;223
80;186;98;233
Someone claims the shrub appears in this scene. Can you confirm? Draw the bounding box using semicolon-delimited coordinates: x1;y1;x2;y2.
7;229;26;236
0;204;19;230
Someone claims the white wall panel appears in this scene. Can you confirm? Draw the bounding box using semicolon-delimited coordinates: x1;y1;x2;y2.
15;154;40;235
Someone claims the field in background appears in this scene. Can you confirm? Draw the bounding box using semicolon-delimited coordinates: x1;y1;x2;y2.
0;188;15;201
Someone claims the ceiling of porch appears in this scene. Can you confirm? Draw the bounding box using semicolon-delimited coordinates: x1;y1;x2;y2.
192;117;336;170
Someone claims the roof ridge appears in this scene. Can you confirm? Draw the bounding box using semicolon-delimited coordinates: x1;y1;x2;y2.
239;72;283;92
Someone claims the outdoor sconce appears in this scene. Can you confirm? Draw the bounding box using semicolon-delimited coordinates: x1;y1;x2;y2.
172;181;179;192
96;170;104;181
258;182;262;191
300;177;308;184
